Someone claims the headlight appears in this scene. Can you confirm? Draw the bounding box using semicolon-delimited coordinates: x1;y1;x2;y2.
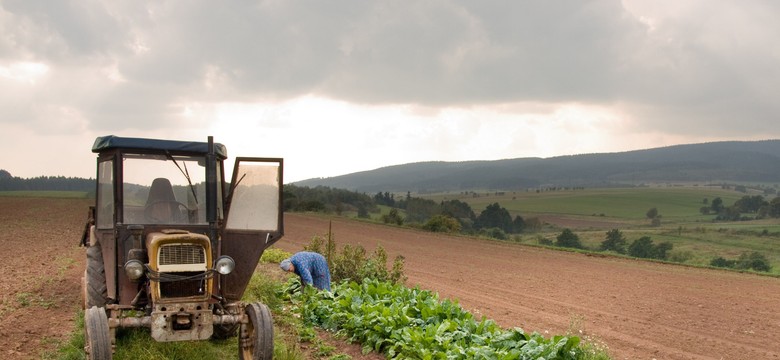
124;259;145;280
214;255;235;275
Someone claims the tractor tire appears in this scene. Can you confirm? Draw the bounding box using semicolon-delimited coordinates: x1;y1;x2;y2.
238;303;274;360
85;306;112;360
85;245;108;309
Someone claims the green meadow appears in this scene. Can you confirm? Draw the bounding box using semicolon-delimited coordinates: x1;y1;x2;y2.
420;186;780;275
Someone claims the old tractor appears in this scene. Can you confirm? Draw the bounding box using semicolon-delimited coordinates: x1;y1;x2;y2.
80;135;283;359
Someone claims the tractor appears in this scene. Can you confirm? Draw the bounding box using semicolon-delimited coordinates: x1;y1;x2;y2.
80;135;283;359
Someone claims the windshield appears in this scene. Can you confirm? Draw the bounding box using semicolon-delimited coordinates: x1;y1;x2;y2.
122;154;209;225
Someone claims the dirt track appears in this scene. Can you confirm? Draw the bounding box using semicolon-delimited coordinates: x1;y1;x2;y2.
277;213;780;360
1;198;779;360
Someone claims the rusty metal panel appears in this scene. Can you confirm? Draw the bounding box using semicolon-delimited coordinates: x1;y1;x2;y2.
220;230;282;301
150;302;213;342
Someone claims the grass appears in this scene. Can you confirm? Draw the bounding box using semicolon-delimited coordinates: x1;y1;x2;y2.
417;186;780;275
426;186;745;221
44;249;315;360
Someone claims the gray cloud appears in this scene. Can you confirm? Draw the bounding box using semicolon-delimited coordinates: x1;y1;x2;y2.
1;0;779;137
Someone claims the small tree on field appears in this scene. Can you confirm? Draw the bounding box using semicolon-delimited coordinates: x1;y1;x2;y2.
600;229;627;254
628;236;655;258
628;236;673;260
646;207;661;226
555;229;583;249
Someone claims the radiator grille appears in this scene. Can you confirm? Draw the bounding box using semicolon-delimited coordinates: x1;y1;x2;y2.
159;244;205;266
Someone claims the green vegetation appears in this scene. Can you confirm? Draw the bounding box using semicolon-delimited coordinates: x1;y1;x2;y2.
286;184;780;275
291;279;609;359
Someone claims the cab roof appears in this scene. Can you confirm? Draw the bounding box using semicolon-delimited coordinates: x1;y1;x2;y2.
92;135;228;159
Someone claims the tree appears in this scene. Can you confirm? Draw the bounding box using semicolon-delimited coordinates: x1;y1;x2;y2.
555;229;583;249
733;195;767;213
646;207;661;226
770;197;780;218
475;203;513;233
628;236;672;260
402;197;440;223
0;169;10;179
600;229;627;254
512;215;526;233
628;236;655;258
711;197;724;213
646;207;658;220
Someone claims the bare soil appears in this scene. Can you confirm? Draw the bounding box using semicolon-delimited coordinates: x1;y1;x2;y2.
277;213;780;360
1;198;779;360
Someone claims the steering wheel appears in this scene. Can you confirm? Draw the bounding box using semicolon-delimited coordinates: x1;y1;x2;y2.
144;200;189;223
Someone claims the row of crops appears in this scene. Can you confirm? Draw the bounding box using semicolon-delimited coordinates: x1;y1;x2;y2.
285;279;608;360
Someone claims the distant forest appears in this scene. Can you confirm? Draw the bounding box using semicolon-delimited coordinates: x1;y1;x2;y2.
0;169;93;192
294;140;780;193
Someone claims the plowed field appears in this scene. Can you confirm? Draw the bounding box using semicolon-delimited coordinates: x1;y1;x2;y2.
277;213;780;360
1;197;779;360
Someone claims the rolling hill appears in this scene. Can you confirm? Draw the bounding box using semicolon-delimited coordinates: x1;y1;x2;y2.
293;140;780;193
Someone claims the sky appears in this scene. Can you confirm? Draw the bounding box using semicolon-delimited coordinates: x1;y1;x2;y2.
1;0;779;183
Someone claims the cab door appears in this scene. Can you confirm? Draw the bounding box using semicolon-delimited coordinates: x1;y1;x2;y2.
220;157;284;301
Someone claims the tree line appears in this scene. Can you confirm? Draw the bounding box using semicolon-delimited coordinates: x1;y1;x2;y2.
0;170;94;192
700;195;780;221
284;185;540;239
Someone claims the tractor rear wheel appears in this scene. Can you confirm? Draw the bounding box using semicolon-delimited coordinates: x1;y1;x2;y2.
84;245;107;309
85;306;112;360
238;303;273;360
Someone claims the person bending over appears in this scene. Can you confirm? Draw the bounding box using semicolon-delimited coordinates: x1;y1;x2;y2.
280;251;331;291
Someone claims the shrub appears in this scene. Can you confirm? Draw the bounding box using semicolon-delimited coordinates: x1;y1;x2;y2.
381;208;404;225
422;214;462;233
668;250;693;263
710;257;736;268
261;248;292;263
627;237;673;260
555;229;583;249
735;251;772;272
482;227;508;240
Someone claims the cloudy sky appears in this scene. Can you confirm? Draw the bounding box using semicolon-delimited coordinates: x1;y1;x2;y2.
1;0;778;183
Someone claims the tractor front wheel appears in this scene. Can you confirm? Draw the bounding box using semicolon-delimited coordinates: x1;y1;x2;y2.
238;303;273;360
85;306;112;360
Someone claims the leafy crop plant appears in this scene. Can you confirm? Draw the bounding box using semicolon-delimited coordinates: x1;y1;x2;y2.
286;279;610;360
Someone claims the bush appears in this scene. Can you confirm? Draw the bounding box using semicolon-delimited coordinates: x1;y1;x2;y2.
261;248;292;263
710;257;736;268
302;229;406;284
735;251;772;272
483;227;508;240
668;250;693;263
627;236;672;260
710;252;771;272
381;208;404;225
555;229;583;249
422;214;462;233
